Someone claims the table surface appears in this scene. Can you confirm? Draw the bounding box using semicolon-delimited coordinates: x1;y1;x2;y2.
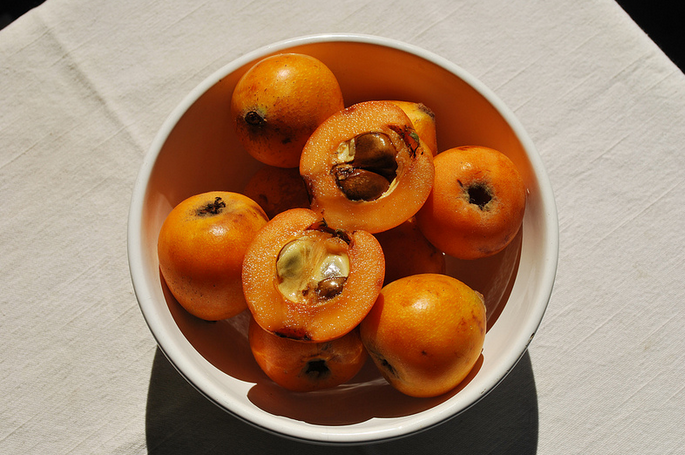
2;0;684;453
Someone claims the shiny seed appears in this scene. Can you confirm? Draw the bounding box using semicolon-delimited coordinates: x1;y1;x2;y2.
275;233;350;304
316;276;347;299
335;167;390;201
352;132;397;175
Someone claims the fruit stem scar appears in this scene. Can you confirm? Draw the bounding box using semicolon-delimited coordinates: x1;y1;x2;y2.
197;197;226;216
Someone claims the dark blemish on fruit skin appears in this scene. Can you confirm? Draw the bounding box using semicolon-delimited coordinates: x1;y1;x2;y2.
379;357;398;378
421;350;428;356
196;197;226;216
368;349;398;379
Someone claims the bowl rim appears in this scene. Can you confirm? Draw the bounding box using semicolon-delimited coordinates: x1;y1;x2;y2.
127;32;559;445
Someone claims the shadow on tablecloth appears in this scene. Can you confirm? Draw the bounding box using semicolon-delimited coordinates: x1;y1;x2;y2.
145;347;538;454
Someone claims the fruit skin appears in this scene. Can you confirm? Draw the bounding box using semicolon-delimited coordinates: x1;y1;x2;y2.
242;208;385;342
374;218;445;285
416;146;526;260
242;165;310;219
360;273;486;398
157;191;268;321
300;100;435;234
387;100;438;156
248;316;367;392
231;53;345;168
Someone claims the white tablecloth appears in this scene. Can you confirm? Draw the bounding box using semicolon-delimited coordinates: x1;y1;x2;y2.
2;0;683;453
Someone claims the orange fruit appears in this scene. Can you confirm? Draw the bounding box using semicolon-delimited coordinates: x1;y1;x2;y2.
157;191;268;321
231;53;344;168
416;146;526;260
360;273;486;397
248;316;367;392
242;165;310;219
374;218;445;285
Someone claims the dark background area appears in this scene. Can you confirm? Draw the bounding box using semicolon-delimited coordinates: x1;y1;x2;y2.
616;0;684;71
1;1;683;72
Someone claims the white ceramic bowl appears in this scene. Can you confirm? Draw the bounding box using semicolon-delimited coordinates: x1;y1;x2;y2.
128;33;558;444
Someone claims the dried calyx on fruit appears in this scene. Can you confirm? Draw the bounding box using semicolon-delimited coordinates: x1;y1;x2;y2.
276;222;351;303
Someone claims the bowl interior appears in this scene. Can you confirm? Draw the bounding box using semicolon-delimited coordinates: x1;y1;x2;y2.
129;35;557;444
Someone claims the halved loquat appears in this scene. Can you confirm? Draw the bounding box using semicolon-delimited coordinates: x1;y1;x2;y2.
300;100;435;234
242;208;384;342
